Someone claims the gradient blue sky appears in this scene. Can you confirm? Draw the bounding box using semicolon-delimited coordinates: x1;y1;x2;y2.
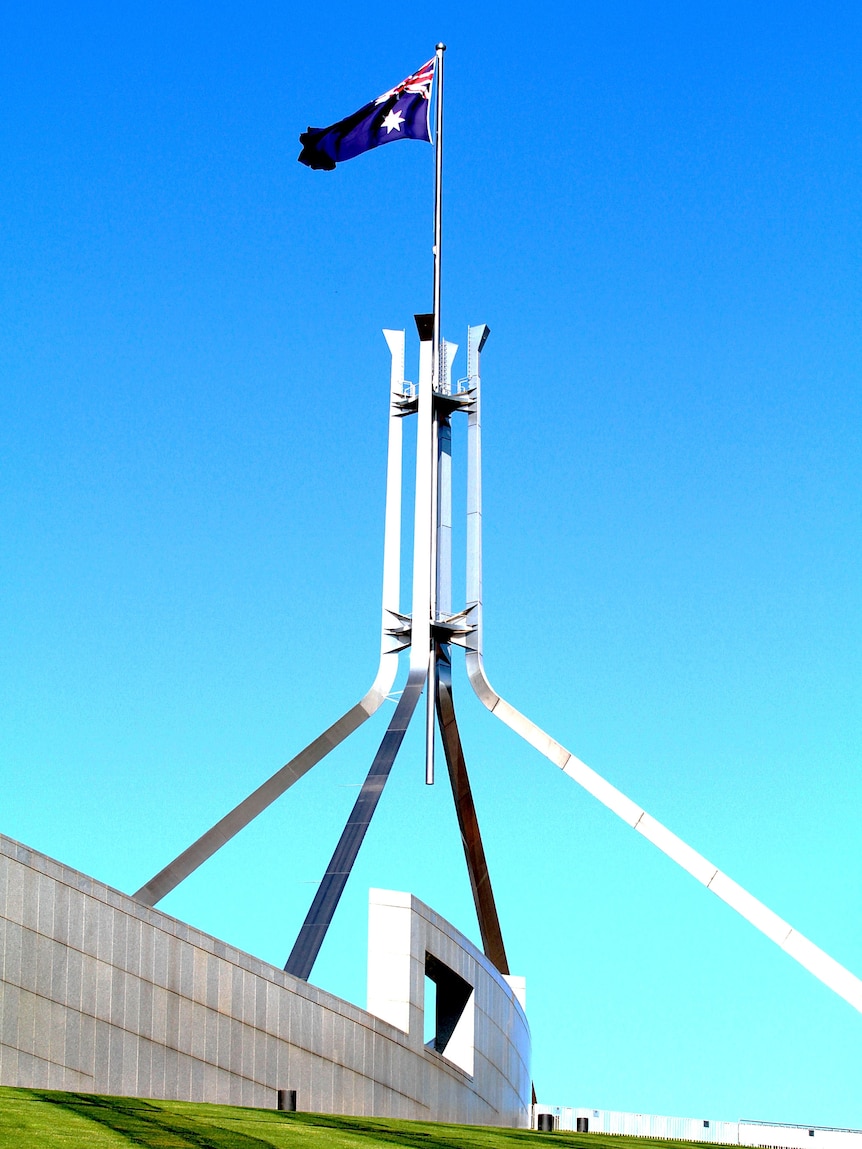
2;0;860;1130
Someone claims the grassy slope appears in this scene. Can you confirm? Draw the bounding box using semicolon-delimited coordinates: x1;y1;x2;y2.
0;1088;720;1149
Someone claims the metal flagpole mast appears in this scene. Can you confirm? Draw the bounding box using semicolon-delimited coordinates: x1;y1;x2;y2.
432;44;445;372
426;41;446;786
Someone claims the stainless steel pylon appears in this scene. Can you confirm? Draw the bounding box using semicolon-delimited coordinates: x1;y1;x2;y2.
133;319;862;1014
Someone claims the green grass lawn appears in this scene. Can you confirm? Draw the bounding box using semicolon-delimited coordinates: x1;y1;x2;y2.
0;1087;720;1149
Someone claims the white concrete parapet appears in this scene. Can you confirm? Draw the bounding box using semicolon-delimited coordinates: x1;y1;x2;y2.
367;888;529;1094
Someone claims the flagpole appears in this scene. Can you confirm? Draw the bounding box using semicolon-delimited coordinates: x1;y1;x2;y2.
432;43;445;377
426;42;446;786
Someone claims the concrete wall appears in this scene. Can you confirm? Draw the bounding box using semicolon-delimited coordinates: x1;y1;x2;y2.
0;834;531;1125
367;888;530;1116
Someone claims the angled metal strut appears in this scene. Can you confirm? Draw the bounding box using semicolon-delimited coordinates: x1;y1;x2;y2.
132;330;410;908
460;323;862;1015
283;666;427;979
436;642;509;975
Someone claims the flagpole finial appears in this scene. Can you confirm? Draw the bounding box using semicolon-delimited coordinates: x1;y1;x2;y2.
436;42;446;51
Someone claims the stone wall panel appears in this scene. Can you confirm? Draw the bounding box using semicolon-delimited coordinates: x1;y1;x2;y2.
0;834;530;1125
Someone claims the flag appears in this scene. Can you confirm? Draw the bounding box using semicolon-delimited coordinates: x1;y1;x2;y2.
298;59;435;171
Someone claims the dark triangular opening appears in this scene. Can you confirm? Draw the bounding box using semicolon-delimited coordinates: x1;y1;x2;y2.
424;952;472;1055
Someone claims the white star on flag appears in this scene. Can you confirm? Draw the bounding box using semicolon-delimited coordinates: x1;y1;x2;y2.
381;108;405;134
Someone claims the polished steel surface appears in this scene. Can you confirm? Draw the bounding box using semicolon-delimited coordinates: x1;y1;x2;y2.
284;318;439;979
132;330;409;908
436;642;509;975
426;404;439;786
431;44;445;394
432;364;508;975
426;338;460;787
462;325;862;1014
412;316;435;788
283;666;427;980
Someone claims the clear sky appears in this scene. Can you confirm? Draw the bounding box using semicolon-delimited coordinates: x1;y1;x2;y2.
2;0;860;1130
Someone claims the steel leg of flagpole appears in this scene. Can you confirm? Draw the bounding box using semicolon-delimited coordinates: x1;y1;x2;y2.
426;404;438;785
284;664;427;979
435;642;509;974
132;329;410;909
432;362;508;973
462;324;862;1015
284;315;438;980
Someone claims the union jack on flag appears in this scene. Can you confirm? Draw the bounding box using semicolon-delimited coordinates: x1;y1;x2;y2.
374;58;435;104
298;59;436;171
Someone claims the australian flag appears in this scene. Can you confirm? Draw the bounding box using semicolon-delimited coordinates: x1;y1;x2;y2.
298;59;435;171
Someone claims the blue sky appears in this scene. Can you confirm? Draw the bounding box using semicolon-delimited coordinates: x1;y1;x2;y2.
2;0;860;1129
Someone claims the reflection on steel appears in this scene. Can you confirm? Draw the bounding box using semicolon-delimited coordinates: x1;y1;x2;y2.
132;329;410;908
462;324;862;1015
284;664;427;980
436;642;509;975
427;336;458;786
430;345;508;976
413;315;436;790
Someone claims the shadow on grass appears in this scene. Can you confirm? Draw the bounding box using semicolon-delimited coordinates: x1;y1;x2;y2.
31;1092;279;1149
284;1111;545;1149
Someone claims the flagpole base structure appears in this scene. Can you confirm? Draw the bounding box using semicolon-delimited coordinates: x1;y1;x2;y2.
133;309;862;1017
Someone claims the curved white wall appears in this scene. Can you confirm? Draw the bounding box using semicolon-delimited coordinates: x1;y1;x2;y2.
0;835;531;1126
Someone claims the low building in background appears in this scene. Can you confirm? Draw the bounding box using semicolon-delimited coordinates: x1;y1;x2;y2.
534;1106;862;1149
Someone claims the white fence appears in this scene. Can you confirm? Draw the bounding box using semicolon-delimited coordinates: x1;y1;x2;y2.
533;1106;862;1149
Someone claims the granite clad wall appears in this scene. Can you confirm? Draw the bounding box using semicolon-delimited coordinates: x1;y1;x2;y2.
0;835;531;1125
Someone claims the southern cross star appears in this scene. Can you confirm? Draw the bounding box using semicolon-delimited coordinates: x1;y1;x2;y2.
381;108;405;134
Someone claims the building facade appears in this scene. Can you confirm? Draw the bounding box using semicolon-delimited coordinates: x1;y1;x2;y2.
0;834;531;1125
